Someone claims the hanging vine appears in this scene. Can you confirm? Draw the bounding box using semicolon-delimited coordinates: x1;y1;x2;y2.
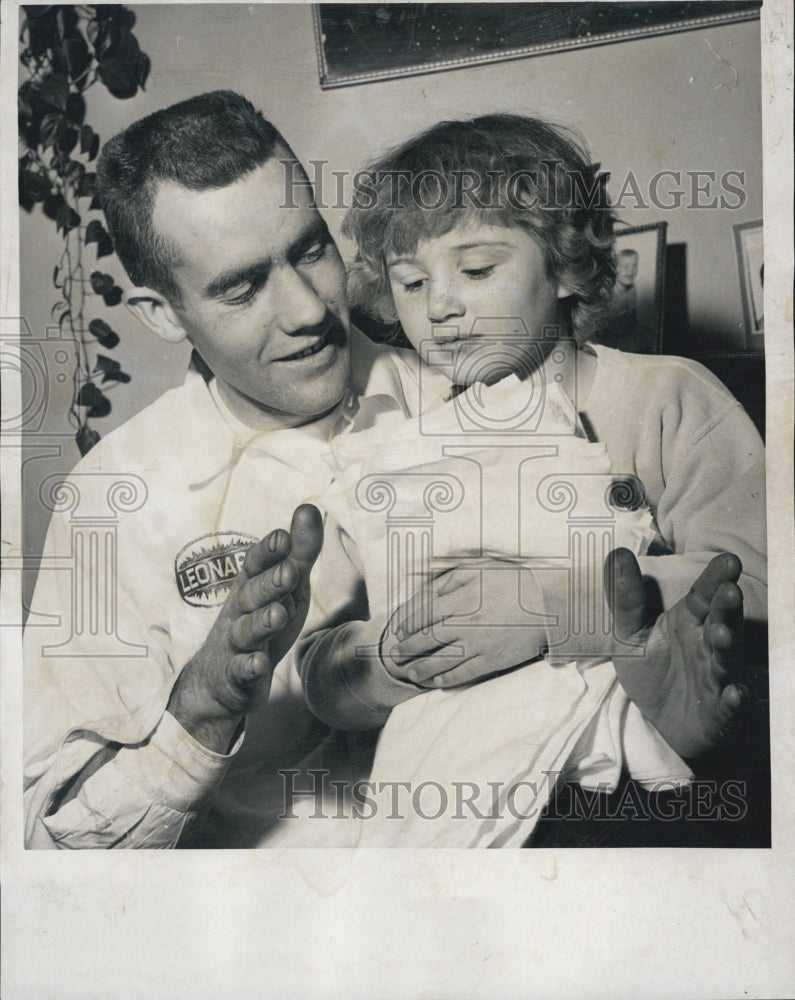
18;5;150;455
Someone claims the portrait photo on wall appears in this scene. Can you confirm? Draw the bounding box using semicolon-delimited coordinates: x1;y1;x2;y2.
600;222;667;354
734;219;764;344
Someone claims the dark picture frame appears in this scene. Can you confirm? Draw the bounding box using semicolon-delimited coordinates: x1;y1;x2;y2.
313;2;761;89
733;219;764;344
604;222;668;354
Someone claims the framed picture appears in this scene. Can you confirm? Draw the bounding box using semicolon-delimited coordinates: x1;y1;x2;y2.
603;222;668;354
313;2;760;89
734;220;765;343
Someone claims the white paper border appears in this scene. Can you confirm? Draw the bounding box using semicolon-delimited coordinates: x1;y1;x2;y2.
2;2;793;997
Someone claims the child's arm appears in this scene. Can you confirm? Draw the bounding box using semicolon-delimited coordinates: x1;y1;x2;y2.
297;563;548;727
618;359;766;623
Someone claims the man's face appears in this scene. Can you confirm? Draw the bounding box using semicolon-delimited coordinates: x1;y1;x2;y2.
386;221;563;385
152;157;350;426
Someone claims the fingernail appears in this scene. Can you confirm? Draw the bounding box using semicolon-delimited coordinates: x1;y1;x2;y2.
262;607;272;627
274;563;284;586
407;667;418;683
268;532;279;552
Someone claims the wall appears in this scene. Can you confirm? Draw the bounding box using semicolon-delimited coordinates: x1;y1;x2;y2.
19;4;763;601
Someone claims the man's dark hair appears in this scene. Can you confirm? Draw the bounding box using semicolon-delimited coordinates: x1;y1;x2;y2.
96;90;291;304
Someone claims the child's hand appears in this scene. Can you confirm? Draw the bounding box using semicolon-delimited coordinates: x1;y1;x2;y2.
605;548;751;758
382;566;548;688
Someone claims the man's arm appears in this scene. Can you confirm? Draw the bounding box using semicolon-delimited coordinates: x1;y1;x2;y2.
168;505;323;752
24;505;322;849
605;547;751;759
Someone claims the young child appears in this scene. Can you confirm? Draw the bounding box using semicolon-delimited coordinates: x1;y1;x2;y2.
297;114;766;846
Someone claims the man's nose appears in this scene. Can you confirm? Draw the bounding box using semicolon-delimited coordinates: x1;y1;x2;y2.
275;265;329;334
427;280;465;325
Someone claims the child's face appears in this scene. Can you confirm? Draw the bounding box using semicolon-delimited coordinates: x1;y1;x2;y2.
386;222;566;385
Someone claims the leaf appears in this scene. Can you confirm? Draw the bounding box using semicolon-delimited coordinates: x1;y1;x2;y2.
39;74;69;111
102;287;123;307
55;203;80;235
95;354;120;374
94;6;136;29
80;124;95;155
136;51;151;90
97;32;142;99
22;168;51;202
89;319;120;349
85;219;108;245
77;381;111;418
78;172;97;198
90;271;115;295
64;34;91;84
43;191;66;220
22;9;58;57
64;159;86;185
95;235;114;259
88;195;102;211
55;7;79;41
65;92;86;127
94;355;131;383
97;57;137;99
40;112;67;150
76;425;101;455
103;369;131;384
18;82;35;124
57;127;80;155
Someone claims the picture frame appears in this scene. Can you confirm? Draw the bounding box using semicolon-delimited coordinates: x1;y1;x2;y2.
733;219;765;343
604;222;668;354
312;2;761;90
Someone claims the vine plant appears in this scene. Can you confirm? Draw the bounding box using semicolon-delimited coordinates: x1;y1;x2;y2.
18;5;150;455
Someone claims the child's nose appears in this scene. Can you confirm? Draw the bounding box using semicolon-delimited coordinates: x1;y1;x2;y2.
426;281;465;324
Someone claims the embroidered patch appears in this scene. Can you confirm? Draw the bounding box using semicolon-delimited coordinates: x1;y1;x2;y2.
175;531;258;607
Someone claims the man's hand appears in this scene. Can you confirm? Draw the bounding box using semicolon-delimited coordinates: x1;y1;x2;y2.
167;504;323;752
605;548;751;759
383;566;548;689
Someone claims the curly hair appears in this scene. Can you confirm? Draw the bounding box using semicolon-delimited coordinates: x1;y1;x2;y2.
342;113;617;344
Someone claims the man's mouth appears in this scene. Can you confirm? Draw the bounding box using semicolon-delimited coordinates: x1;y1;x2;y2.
279;332;331;363
276;323;347;364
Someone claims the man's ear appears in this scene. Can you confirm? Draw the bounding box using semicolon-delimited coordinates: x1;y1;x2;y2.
124;287;188;344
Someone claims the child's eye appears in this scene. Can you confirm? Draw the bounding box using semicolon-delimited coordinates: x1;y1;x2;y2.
463;265;496;281
401;278;427;293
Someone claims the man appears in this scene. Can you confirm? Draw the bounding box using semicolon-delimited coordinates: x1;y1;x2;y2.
24;92;755;849
24;91;425;848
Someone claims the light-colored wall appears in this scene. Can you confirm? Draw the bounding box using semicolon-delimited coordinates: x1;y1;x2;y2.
20;4;762;598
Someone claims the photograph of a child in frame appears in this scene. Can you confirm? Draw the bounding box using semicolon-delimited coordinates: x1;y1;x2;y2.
15;4;769;857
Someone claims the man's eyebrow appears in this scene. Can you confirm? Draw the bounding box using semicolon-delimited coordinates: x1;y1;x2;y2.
204;261;271;300
203;220;331;299
288;218;332;261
